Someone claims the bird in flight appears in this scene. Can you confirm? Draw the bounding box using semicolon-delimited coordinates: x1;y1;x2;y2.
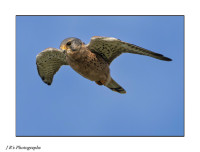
36;36;172;94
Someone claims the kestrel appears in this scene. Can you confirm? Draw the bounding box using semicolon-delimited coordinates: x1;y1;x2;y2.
36;36;172;94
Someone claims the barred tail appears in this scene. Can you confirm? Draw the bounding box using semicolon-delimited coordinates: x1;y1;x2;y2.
106;78;126;94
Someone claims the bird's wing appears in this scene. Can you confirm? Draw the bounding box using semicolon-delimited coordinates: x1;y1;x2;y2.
87;36;172;64
36;48;68;85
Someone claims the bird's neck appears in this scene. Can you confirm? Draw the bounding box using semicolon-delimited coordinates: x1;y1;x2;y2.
66;47;90;62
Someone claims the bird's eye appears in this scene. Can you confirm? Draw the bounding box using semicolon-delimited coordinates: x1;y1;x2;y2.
67;42;71;45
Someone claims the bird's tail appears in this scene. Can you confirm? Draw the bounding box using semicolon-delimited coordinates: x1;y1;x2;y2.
106;78;126;94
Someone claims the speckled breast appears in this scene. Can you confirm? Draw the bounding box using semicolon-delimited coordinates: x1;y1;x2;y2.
66;50;110;81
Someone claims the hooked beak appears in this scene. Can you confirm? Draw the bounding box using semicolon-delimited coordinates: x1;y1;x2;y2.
60;45;69;54
60;45;68;51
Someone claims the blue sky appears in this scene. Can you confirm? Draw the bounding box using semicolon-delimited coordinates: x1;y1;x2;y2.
16;16;184;136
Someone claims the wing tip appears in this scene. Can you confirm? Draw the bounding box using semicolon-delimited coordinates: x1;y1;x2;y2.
152;52;172;61
43;80;52;85
46;82;52;85
40;75;52;85
162;56;172;61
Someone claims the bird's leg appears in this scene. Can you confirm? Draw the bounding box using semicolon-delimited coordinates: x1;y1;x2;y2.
95;80;106;85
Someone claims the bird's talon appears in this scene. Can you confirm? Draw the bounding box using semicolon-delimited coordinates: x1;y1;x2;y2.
95;80;106;85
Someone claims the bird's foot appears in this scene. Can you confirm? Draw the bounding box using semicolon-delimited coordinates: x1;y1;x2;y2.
95;80;106;85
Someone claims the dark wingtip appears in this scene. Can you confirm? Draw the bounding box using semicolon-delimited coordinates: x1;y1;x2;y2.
44;81;51;85
43;80;52;86
153;52;172;61
162;57;172;61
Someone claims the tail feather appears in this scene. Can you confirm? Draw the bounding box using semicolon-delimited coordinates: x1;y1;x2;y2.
106;78;126;94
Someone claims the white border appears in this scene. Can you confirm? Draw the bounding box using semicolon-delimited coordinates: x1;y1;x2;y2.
1;0;199;151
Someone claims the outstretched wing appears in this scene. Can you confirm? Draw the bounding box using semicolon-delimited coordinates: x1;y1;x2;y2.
87;36;172;64
36;48;68;85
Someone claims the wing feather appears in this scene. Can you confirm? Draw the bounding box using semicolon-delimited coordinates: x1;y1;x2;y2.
36;48;68;85
87;36;172;64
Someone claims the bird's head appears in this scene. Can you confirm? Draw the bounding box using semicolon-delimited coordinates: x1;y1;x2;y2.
60;37;83;54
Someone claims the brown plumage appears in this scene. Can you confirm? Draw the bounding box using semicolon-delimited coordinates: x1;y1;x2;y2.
36;36;172;94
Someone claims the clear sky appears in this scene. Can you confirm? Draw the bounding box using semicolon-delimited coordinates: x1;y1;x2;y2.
16;16;184;136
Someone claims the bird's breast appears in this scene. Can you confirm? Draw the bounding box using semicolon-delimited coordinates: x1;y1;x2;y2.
66;50;110;81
